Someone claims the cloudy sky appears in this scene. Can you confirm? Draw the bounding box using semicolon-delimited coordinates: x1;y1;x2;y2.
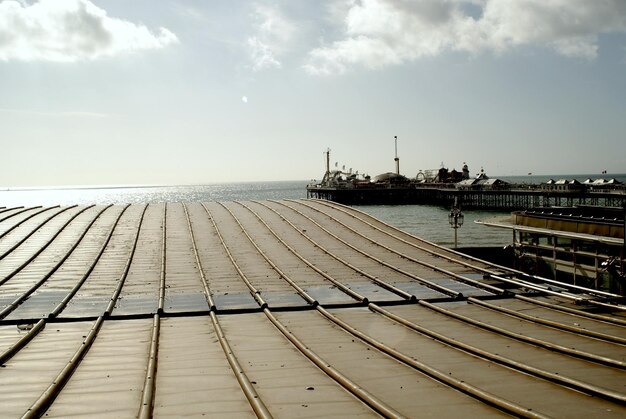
1;0;626;187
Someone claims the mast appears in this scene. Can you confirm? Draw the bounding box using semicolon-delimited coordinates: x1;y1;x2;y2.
325;148;330;176
394;136;400;175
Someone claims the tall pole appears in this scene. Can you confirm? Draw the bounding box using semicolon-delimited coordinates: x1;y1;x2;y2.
325;148;330;178
321;148;331;185
394;136;399;175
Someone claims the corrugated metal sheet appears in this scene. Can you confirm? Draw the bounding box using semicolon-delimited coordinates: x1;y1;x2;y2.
0;200;625;418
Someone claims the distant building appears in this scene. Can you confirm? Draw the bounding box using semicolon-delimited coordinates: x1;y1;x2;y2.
586;178;623;192
456;178;509;190
462;163;470;180
373;172;410;184
541;179;583;191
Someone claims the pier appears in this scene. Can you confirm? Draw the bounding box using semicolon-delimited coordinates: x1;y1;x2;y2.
1;200;626;417
307;184;626;209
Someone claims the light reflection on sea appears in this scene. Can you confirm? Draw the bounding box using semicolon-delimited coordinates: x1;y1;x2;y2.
0;181;309;206
1;180;511;247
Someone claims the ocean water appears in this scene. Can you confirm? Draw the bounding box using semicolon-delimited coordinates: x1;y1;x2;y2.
0;180;511;248
356;205;512;248
7;174;625;248
0;181;309;206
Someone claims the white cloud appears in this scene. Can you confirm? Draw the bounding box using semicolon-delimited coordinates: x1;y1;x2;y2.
247;3;295;71
305;0;626;75
477;0;626;58
248;36;281;71
0;0;178;62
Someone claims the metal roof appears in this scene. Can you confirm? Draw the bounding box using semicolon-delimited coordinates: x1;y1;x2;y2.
1;200;625;418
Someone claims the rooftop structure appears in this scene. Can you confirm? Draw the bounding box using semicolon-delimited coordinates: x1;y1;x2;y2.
478;206;625;295
0;201;625;417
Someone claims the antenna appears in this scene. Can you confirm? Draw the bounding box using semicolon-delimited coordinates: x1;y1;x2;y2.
394;136;400;175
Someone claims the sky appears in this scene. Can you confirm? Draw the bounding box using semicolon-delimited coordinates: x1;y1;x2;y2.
1;0;626;187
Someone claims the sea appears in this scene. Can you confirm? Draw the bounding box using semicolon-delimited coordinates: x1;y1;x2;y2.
2;173;624;249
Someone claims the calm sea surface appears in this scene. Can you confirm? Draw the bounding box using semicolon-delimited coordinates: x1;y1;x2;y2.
2;174;624;248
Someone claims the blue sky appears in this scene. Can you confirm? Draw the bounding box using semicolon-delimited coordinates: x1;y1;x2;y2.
1;0;626;187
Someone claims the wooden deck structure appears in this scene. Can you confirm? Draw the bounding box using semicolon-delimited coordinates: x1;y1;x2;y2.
0;200;626;417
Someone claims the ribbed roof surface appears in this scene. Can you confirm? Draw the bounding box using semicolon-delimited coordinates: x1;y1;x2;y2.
0;200;625;418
